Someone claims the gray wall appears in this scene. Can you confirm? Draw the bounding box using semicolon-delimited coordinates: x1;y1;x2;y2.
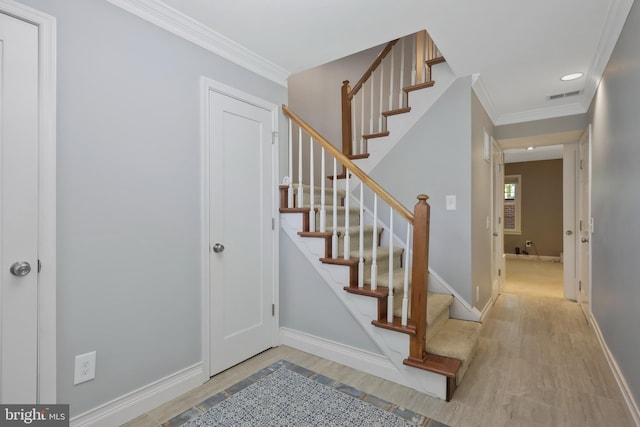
471;92;494;309
589;0;640;405
288;45;383;149
18;0;286;416
503;160;564;257
370;77;474;304
279;231;382;354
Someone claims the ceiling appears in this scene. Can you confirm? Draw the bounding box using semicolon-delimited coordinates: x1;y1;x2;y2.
110;0;634;126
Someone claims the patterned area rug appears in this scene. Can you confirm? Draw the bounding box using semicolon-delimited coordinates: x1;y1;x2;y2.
165;360;439;427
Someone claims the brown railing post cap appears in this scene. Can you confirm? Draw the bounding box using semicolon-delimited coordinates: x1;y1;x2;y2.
417;194;429;202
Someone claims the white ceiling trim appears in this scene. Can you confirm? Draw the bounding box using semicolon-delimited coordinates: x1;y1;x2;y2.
581;0;634;114
471;73;586;126
471;76;499;124
494;102;587;126
105;0;290;87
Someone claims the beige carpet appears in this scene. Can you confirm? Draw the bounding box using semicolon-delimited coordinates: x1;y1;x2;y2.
504;258;564;299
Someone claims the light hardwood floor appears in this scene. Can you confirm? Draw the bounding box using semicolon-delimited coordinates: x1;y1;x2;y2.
504;258;564;299
124;294;634;427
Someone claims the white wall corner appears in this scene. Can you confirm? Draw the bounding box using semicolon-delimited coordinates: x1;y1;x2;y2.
105;0;290;87
70;363;205;427
471;75;499;125
589;313;640;426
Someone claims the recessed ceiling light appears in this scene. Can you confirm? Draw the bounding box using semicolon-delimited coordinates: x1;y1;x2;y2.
526;146;535;151
561;72;584;81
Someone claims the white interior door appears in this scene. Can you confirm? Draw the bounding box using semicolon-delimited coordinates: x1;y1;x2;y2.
491;139;504;296
0;12;39;403
577;128;591;318
208;89;276;376
563;144;577;300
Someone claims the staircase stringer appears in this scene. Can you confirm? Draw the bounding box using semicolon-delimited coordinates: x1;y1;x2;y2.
281;212;448;399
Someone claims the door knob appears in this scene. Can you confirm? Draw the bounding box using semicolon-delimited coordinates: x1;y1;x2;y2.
10;261;31;277
566;230;573;236
581;237;589;243
493;232;499;237
213;243;225;253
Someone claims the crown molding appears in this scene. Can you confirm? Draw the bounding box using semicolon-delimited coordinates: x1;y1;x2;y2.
471;75;499;124
581;0;635;110
106;0;289;87
494;102;587;126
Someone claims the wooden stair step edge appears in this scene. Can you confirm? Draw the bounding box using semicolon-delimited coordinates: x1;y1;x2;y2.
362;131;390;140
403;80;435;93
348;153;370;160
319;257;358;287
426;56;446;67
279;207;311;231
403;352;461;402
372;316;417;335
382;107;411;117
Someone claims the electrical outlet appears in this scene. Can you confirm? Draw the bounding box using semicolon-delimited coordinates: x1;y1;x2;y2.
74;351;96;385
525;240;532;247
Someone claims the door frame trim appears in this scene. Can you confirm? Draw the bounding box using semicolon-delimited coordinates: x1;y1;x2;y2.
0;0;57;403
199;77;279;381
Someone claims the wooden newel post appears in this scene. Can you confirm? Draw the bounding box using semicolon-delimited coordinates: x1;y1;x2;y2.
341;80;352;158
408;194;430;362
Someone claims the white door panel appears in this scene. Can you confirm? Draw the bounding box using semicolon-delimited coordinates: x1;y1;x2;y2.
0;12;39;403
577;128;591;318
209;91;275;375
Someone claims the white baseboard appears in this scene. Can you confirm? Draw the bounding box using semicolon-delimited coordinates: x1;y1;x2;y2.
504;253;561;262
589;313;640;426
70;362;205;427
279;327;404;386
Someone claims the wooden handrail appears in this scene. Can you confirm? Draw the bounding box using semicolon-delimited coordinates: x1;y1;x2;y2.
283;104;414;223
348;39;399;100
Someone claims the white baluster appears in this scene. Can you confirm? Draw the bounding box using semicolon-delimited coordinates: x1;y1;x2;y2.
369;79;374;134
297;127;304;208
343;168;351;260
399;37;406;107
411;33;417;86
401;223;412;326
358;183;364;288
288;119;293;208
379;63;384;131
422;31;427;83
332;158;338;259
308;136;315;232
370;195;378;291
351;98;357;155
389;47;395;111
360;90;365;154
387;207;394;323
319;148;326;233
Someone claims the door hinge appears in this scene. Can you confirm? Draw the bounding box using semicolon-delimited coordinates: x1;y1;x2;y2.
272;218;275;230
579;281;582;292
272;131;278;145
38;259;41;273
498;268;501;277
580;159;584;170
272;304;275;316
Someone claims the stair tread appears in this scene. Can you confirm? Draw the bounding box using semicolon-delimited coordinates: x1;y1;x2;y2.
426;56;446;67
362;131;390;140
427;293;454;326
382;107;411;117
403;80;435;93
426;319;482;362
